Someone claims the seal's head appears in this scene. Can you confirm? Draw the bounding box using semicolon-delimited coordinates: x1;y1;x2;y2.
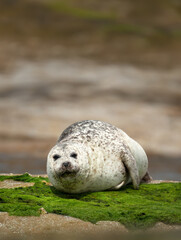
47;142;91;193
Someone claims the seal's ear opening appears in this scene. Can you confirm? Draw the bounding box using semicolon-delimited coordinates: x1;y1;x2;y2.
70;152;77;159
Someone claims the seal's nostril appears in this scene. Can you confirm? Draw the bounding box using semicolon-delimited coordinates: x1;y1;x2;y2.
53;154;61;161
63;161;71;168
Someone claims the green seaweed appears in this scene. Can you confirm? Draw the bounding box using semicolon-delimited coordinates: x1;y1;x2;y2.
0;174;181;229
46;1;116;21
45;1;181;38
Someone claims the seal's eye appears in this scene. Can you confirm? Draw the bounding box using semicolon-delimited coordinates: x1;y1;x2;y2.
53;154;61;161
70;152;77;159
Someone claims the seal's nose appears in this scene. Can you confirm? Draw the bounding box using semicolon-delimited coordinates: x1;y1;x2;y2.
63;161;71;168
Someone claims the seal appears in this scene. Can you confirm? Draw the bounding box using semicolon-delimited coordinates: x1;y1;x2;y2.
47;120;151;193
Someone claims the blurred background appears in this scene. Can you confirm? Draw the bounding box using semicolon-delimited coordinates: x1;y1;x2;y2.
0;0;180;180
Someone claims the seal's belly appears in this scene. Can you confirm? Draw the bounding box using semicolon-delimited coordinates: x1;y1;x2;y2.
81;153;126;192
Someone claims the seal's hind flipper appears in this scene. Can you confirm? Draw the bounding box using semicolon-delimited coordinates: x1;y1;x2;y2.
141;171;152;183
121;143;140;189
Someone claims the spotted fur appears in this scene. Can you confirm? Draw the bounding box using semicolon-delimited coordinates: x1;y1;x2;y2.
47;120;150;193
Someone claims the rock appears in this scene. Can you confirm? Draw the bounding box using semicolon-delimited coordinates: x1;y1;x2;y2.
0;180;34;189
96;221;128;233
148;222;181;232
0;212;128;236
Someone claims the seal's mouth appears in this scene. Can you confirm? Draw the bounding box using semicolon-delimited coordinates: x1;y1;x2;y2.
56;170;78;178
61;171;77;178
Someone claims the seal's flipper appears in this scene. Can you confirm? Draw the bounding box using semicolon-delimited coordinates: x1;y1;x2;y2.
141;171;152;183
121;143;140;189
109;181;125;190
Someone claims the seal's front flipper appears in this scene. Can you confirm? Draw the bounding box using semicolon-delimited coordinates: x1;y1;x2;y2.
121;143;140;189
109;181;125;190
141;171;152;183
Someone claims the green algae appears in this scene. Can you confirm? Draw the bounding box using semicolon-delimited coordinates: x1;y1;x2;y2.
0;174;181;229
46;1;116;21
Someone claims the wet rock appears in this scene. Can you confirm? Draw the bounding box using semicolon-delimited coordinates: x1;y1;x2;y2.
0;180;34;189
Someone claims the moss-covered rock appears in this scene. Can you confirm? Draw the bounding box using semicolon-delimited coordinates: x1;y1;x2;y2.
0;174;181;229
